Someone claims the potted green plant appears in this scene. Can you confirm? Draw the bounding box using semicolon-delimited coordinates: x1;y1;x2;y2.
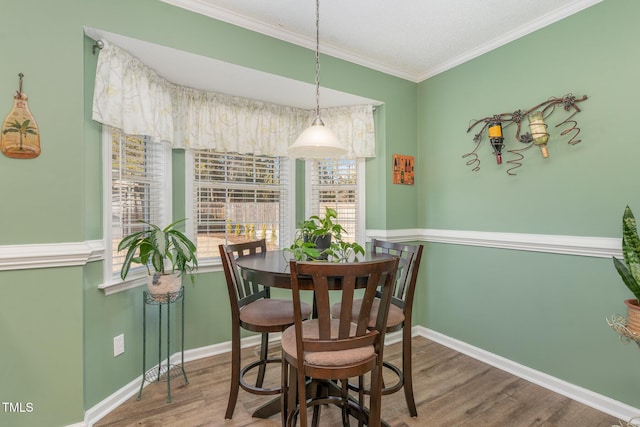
285;207;364;262
613;205;640;334
118;218;198;297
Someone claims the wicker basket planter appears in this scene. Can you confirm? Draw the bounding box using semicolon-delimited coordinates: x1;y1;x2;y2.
147;272;182;302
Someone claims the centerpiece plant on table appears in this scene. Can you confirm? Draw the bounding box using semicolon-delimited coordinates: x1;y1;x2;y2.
286;207;364;262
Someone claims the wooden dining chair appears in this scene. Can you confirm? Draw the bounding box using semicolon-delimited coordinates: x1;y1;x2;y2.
330;239;424;417
219;240;312;419
282;257;400;427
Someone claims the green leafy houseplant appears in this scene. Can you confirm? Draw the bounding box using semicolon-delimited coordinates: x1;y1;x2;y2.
325;239;365;263
118;218;198;281
305;207;347;240
285;207;364;262
613;206;640;302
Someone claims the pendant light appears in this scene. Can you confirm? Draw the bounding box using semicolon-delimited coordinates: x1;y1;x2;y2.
288;0;348;159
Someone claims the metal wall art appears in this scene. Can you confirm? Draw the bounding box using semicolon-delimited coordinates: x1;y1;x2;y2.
1;73;40;159
463;93;588;175
393;154;414;185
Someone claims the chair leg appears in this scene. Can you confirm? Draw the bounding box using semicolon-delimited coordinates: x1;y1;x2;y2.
286;364;298;427
402;325;418;417
340;380;350;427
358;376;365;427
296;365;308;427
225;326;241;419
281;354;289;427
311;381;321;427
369;364;383;427
256;332;269;388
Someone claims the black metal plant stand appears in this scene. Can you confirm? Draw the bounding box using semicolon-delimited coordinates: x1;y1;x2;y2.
137;287;188;403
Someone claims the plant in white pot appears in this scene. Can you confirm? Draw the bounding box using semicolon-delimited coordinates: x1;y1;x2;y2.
118;218;198;298
613;206;640;334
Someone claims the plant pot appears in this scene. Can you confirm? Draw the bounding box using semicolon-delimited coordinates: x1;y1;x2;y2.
302;233;332;260
147;272;182;302
625;299;640;335
313;234;331;260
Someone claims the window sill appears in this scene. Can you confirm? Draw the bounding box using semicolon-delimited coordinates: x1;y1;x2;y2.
99;261;224;295
99;276;147;296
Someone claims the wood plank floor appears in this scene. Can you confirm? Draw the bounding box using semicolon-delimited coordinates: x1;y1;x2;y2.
95;336;620;426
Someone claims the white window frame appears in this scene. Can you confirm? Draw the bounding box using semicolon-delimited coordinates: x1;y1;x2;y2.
100;126;172;293
305;158;365;246
185;150;295;271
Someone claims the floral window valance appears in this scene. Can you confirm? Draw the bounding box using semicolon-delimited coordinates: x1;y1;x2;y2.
92;41;375;158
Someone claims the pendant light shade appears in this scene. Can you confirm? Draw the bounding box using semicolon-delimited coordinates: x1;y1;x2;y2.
288;0;347;159
289;117;347;158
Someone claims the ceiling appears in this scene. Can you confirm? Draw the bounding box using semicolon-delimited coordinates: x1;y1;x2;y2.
162;0;602;82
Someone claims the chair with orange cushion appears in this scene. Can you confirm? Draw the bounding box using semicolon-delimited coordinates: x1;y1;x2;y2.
219;240;312;419
282;257;399;427
330;238;424;417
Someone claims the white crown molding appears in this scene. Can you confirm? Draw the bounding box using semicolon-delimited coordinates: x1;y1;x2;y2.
416;326;639;422
0;240;104;271
367;228;621;259
160;0;417;81
161;0;602;83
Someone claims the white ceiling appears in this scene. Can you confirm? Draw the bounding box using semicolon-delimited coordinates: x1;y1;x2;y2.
162;0;602;82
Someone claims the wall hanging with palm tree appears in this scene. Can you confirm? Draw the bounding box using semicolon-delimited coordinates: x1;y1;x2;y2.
1;73;40;159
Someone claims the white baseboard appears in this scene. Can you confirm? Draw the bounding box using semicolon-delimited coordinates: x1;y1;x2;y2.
82;372;147;427
415;326;640;422
81;334;272;427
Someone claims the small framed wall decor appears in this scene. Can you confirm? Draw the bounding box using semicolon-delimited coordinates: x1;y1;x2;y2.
392;154;414;185
1;73;40;159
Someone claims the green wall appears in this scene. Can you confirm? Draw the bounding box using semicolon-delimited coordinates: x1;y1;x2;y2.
2;0;638;425
0;1;416;425
417;0;640;408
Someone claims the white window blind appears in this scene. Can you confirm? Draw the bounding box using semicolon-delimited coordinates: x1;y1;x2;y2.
192;150;290;260
308;158;362;243
108;128;168;280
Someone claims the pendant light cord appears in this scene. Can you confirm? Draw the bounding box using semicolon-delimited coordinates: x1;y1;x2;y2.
314;0;322;122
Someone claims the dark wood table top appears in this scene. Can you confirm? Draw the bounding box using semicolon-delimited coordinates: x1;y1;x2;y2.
235;249;391;289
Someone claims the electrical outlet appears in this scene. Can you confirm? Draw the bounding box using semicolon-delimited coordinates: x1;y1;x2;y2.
113;334;125;357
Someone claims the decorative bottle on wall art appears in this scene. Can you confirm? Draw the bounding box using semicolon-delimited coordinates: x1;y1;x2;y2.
1;73;40;159
528;111;549;158
392;154;414;185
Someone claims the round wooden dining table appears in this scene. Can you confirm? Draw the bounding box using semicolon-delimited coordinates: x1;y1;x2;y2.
234;249;392;290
